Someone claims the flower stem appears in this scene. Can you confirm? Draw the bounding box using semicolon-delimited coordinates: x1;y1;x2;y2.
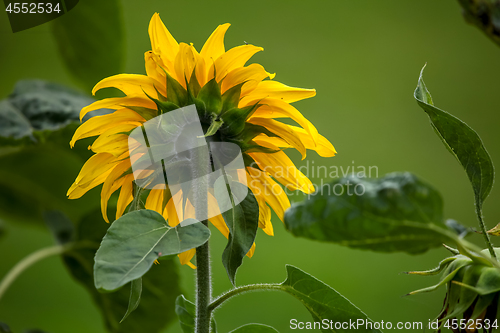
195;226;212;333
475;206;497;260
208;284;284;313
0;244;70;302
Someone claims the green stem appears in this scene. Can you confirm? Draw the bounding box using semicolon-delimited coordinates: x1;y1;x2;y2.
208;284;283;313
195;225;211;333
475;206;497;260
0;244;70;302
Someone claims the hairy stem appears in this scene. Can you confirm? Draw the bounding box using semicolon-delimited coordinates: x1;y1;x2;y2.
475;206;497;260
208;284;284;313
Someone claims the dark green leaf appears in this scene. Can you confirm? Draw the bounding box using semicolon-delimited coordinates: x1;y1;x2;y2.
43;210;75;245
229;324;279;332
51;0;124;91
0;322;12;333
198;78;222;115
63;208;182;333
0;220;5;240
0;80;94;146
281;265;382;333
285;172;453;254
414;66;494;219
175;295;217;333
457;0;500;48
94;209;210;291
120;278;142;323
215;179;259;286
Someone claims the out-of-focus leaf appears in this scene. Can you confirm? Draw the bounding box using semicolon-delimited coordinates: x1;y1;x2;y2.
457;0;500;48
445;219;470;238
0;80;108;226
63;208;182;333
0;322;12;333
120;278;142;323
43;210;75;245
94;210;210;291
280;265;381;333
51;0;125;91
0;80;92;146
175;295;217;333
0;219;5;239
414;66;494;215
214;178;259;286
229;324;278;332
284;173;452;254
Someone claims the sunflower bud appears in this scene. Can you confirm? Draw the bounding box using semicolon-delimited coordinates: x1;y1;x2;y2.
408;248;500;332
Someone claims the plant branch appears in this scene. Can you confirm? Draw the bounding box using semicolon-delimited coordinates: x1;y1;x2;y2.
208;284;284;313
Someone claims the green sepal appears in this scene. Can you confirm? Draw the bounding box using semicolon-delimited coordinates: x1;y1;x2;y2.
186;77;207;120
202;117;224;138
142;89;180;115
221;82;244;113
166;72;188;107
197;77;222;115
187;69;202;98
405;257;456;276
221;103;262;137
237;140;280;154
235;123;279;143
121;105;157;121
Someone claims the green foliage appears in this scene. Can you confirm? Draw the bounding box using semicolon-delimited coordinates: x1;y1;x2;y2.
280;265;382;333
284;172;452;254
414;66;494;215
94;210;210;291
197;78;222;115
51;0;125;92
120;278;142;323
215;179;259;286
175;295;217;333
43;211;75;245
0;322;11;333
457;0;500;47
229;324;279;332
63;209;182;333
0;80;101;225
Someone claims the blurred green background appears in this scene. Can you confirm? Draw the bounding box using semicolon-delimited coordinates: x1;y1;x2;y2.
1;0;500;332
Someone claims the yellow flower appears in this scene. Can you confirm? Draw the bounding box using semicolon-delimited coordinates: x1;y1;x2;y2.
68;13;336;268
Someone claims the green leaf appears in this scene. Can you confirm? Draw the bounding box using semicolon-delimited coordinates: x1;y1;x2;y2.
198;78;222;115
221;82;244;112
280;265;382;333
51;0;125;91
0;322;11;333
0;220;5;240
415;66;494;209
0;80;105;225
215;179;259;286
0;80;94;146
229;324;279;332
120;278;142;323
43;210;75;245
284;172;453;254
94;209;210;291
457;0;500;48
63;208;182;333
175;295;217;333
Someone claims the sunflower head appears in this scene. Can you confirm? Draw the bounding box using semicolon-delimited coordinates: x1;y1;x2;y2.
408;248;500;332
68;13;336;267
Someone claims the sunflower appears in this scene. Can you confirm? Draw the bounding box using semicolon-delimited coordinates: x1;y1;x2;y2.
68;13;336;268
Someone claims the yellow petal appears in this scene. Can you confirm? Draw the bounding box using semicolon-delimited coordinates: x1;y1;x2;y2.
145;51;167;84
92;74;166;98
247;117;307;160
80;97;156;121
101;160;131;223
145;187;165;213
70;109;144;148
251;98;319;146
90;123;139;156
178;248;196;269
148;13;179;73
220;63;273;95
249;151;314;194
116;174;134;219
200;23;230;63
239;81;315;106
246;242;256;258
210;45;263;82
173;43;198;88
255;194;273;236
246;167;290;221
